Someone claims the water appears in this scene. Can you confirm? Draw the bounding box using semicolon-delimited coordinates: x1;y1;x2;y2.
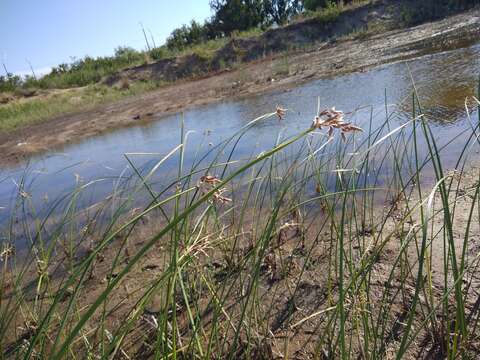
1;43;479;228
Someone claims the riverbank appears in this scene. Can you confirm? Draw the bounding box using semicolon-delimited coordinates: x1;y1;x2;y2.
1;8;479;166
4;106;480;357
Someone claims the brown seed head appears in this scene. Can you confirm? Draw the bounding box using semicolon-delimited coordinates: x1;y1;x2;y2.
311;107;362;139
276;106;287;120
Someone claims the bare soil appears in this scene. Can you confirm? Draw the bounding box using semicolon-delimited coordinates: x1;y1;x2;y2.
5;165;480;358
1;9;479;166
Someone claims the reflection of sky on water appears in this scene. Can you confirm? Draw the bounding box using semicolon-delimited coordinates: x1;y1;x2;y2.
1;43;479;227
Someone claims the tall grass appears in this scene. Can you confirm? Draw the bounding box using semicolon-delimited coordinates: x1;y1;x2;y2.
2;90;480;359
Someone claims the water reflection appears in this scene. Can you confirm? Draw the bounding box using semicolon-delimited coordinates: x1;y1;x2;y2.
398;45;480;124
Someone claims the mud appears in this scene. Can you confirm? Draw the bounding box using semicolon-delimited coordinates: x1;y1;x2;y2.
5;164;480;358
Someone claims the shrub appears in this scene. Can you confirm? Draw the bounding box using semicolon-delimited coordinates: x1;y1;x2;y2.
0;74;21;92
400;0;480;26
166;20;212;51
149;46;170;61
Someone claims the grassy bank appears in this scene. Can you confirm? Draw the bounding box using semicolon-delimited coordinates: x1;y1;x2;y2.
2;88;480;358
0;81;163;133
0;28;258;133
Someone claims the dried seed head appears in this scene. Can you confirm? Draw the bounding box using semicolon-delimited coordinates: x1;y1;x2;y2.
0;244;14;261
36;260;47;277
198;175;231;204
212;189;232;204
276;106;287;120
311;107;362;139
200;175;222;185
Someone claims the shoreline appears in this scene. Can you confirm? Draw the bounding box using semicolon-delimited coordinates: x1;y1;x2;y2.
0;9;479;167
5;135;480;358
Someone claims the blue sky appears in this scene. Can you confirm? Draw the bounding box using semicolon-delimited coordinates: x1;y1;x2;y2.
0;0;212;75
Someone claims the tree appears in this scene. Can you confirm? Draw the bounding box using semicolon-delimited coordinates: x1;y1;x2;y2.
0;73;21;92
264;0;303;24
210;0;303;32
166;20;209;51
302;0;335;11
209;0;266;35
114;46;141;62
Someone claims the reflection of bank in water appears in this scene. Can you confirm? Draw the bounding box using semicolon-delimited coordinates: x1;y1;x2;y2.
397;44;480;124
399;82;478;124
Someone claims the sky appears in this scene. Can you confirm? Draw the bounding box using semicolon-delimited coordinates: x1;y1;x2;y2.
0;0;212;75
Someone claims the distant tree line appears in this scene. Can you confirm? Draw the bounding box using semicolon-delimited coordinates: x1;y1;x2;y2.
166;0;306;51
164;0;374;51
165;0;480;51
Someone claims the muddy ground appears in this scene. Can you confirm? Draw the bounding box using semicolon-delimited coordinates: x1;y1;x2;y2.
1;9;479;166
5;162;480;358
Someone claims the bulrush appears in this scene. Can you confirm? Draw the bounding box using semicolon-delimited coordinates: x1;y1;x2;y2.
198;175;232;204
199;175;222;185
311;107;362;141
276;105;287;120
0;243;14;262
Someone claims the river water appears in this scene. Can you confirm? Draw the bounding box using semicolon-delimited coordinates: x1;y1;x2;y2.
1;43;479;228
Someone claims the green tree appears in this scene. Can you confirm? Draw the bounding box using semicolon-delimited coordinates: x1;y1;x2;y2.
166;20;210;51
209;0;266;35
0;73;21;92
114;46;141;62
264;0;303;24
302;0;336;11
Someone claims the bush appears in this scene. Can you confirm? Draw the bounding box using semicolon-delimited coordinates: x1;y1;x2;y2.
166;20;212;51
149;47;170;61
114;46;143;63
0;74;21;92
301;1;340;25
29;51;146;89
303;0;332;11
400;0;480;26
303;0;352;11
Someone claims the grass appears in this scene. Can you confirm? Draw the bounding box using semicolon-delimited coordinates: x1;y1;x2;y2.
173;28;263;61
2;84;480;358
310;3;342;25
0;80;163;133
296;0;370;24
271;55;291;77
19;51;148;91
